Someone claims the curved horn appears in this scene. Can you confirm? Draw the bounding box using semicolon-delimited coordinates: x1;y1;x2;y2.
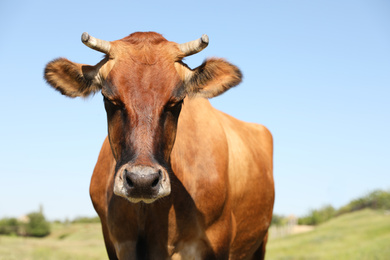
179;34;209;57
81;32;111;54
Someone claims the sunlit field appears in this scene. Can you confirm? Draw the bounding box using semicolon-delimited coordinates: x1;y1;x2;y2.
267;209;390;259
0;222;106;260
0;209;389;259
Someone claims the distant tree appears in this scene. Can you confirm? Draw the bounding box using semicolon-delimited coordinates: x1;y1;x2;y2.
298;189;390;226
298;205;336;225
338;189;390;215
0;217;19;235
24;207;51;237
271;214;286;226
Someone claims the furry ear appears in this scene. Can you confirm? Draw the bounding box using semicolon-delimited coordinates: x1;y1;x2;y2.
44;58;102;98
186;58;242;98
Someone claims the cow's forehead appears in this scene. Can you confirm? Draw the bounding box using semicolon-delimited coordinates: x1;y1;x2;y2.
102;39;183;105
107;63;181;103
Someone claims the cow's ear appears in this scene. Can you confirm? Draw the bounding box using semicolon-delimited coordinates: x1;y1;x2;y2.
44;58;102;98
185;58;242;98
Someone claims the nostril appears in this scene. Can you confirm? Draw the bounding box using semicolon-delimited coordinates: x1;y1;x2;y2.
151;178;159;188
124;169;134;188
126;175;134;187
151;170;162;188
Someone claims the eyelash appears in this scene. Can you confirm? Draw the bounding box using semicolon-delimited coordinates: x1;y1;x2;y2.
165;100;183;111
103;95;123;109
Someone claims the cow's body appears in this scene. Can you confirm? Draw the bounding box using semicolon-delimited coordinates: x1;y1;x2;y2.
45;32;274;259
91;97;274;259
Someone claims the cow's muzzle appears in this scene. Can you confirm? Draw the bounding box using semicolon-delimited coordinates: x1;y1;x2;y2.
113;164;171;203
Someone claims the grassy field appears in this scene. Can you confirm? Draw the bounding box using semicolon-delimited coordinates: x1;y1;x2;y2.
0;222;107;260
0;209;389;259
267;209;390;259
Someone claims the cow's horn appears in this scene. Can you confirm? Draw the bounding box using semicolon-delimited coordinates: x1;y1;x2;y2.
179;34;209;57
81;32;111;54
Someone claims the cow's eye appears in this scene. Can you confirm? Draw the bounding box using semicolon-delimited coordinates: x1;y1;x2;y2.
103;95;123;110
165;100;183;112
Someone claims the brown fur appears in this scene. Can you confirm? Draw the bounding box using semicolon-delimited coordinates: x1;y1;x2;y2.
187;58;243;98
44;32;274;260
44;58;102;97
122;32;168;45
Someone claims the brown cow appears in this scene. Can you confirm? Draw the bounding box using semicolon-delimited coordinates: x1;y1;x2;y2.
44;32;274;260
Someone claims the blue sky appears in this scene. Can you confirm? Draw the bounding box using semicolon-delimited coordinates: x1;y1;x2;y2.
1;0;389;220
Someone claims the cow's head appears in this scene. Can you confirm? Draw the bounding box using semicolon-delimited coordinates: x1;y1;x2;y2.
45;32;242;203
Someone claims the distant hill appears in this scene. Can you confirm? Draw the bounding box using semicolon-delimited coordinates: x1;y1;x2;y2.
298;189;390;225
271;189;390;226
267;209;390;259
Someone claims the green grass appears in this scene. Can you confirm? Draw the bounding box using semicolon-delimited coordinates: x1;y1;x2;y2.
267;209;390;260
0;209;388;259
0;222;107;260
